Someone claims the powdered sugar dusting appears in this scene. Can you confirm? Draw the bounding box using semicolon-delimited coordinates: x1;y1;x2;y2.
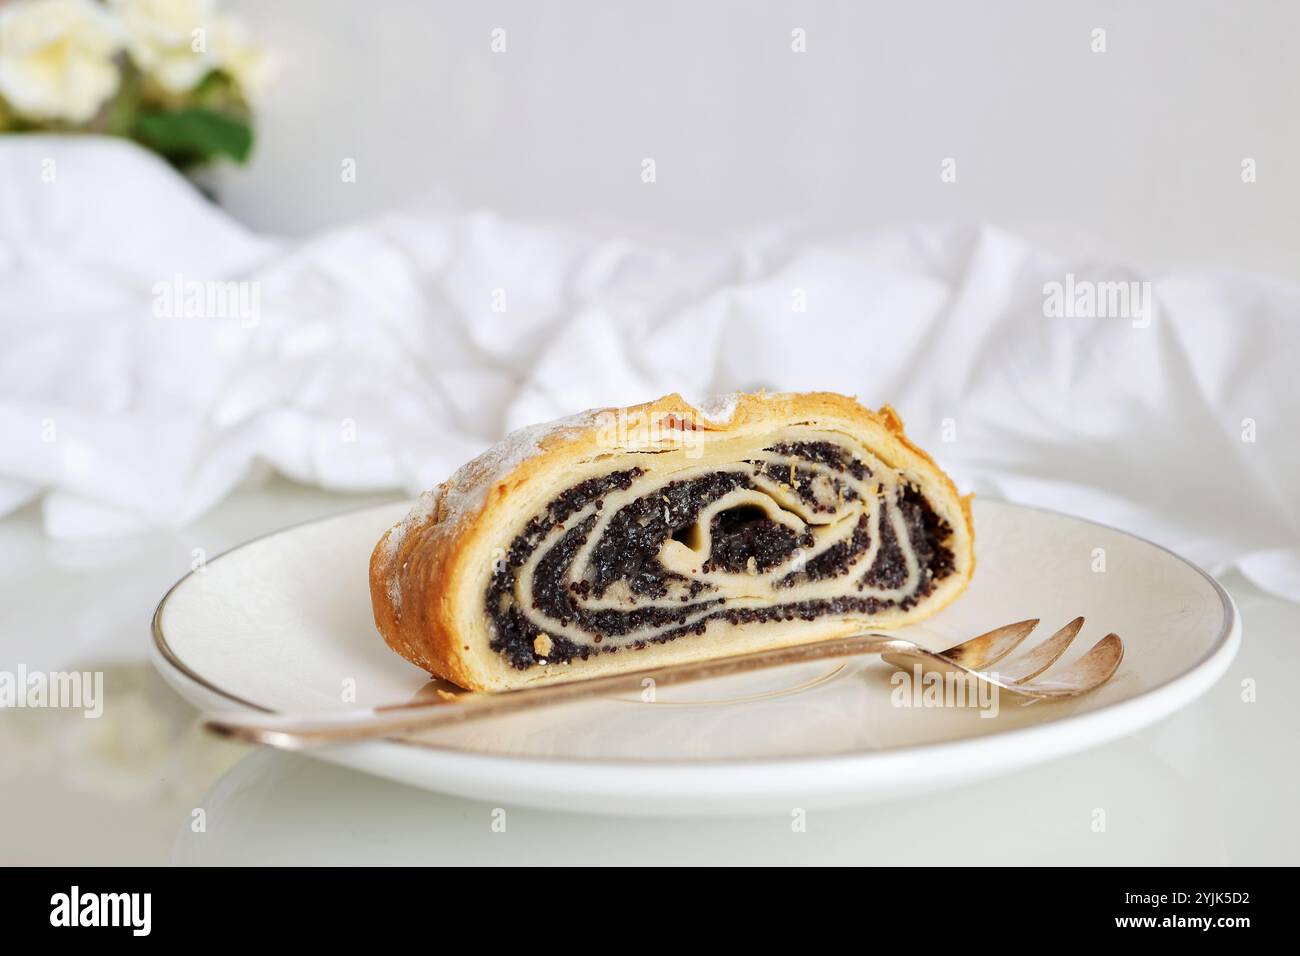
438;407;605;528
381;489;438;562
381;488;438;611
381;406;608;613
693;392;741;424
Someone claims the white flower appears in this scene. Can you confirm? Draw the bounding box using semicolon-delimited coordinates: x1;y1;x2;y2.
110;0;220;94
212;14;274;99
0;0;125;124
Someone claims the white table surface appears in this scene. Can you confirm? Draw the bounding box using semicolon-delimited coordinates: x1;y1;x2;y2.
1;473;1295;865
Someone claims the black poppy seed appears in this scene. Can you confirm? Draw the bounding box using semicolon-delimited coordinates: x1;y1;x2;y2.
485;457;955;669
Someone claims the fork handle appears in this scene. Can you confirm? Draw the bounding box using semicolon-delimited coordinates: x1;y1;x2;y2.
202;633;912;750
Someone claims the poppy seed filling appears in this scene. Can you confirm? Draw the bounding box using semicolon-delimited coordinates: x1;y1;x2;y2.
485;440;956;669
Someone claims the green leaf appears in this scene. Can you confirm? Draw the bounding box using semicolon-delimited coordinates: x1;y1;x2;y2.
133;107;253;167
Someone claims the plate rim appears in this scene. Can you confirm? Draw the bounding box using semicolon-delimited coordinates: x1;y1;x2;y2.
151;497;1241;772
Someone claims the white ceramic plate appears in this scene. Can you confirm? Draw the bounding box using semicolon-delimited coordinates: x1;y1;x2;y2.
152;499;1239;816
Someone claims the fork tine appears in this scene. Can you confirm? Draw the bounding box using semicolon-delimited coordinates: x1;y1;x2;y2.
941;618;1039;669
1017;633;1124;696
994;617;1084;684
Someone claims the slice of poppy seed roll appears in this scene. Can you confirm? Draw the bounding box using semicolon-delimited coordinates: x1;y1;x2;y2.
370;392;974;692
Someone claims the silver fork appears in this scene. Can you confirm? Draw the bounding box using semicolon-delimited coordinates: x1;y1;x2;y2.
202;618;1123;751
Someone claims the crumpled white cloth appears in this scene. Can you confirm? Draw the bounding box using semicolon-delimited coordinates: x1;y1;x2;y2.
2;136;1298;601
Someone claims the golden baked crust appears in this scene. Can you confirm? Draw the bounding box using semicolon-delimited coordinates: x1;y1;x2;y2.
370;391;975;691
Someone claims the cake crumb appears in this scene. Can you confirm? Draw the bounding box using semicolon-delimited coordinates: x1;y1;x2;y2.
746;556;758;575
436;689;461;702
533;633;554;657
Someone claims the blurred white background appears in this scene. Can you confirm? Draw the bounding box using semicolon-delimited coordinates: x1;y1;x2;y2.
222;0;1299;279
